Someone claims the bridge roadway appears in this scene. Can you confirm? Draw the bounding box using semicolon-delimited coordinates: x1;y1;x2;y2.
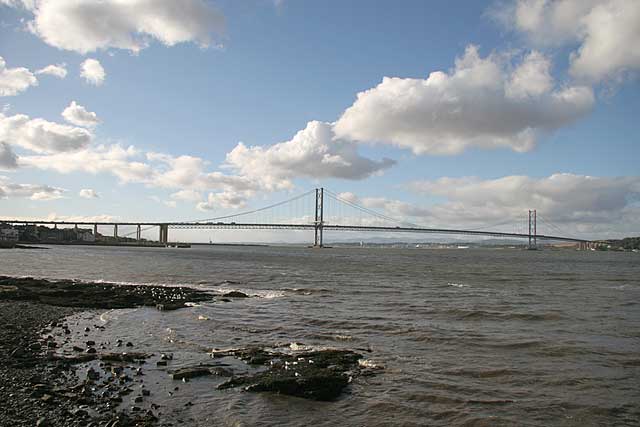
3;220;590;243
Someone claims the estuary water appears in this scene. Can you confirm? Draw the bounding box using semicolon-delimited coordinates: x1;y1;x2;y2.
1;245;639;426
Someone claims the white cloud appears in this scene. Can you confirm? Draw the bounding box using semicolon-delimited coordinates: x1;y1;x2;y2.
0;142;18;170
171;189;202;202
0;0;35;10
334;45;594;155
197;190;249;211
0;56;38;97
24;0;225;54
0;112;92;154
80;59;105;86
0;176;65;200
20;144;153;183
79;188;99;199
36;63;67;79
62;101;100;128
408;173;640;237
225;120;396;190
491;0;640;83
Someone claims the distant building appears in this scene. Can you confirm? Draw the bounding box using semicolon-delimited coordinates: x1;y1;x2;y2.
0;224;19;241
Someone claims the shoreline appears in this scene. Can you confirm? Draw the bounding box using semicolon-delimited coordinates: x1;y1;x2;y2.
0;276;372;426
0;277;218;426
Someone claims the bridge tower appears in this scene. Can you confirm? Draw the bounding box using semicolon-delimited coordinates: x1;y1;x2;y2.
528;210;537;250
314;188;324;247
159;224;169;244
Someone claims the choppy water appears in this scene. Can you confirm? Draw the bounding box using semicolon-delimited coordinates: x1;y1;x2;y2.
2;245;639;426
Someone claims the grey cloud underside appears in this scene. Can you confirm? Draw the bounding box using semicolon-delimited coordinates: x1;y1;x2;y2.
0;142;18;170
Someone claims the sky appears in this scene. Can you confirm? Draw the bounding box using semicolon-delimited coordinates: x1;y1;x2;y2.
0;0;639;242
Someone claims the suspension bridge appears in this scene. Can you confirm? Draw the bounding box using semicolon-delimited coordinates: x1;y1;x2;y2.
2;188;594;249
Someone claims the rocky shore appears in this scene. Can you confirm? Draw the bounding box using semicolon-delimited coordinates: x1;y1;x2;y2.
0;276;217;426
0;276;376;426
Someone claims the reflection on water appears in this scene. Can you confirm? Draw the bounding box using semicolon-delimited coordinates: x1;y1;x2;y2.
2;245;640;426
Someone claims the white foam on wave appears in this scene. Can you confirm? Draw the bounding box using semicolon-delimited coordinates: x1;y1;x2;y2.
448;283;469;288
214;287;286;299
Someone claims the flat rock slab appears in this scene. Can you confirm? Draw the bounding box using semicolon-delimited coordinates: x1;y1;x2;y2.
170;366;213;380
0;276;213;310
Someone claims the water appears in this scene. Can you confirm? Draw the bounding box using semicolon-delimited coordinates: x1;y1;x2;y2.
2;245;639;426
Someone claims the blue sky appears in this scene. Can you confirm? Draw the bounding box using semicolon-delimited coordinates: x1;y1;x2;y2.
0;0;639;241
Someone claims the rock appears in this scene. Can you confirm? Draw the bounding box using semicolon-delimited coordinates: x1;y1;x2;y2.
160;353;173;361
170;366;212;381
72;408;89;417
134;396;143;403
222;291;249;298
217;348;364;401
141;389;150;396
9;347;24;358
86;347;97;354
86;340;96;346
72;346;83;352
40;393;54;403
87;368;100;380
125;342;133;347
36;417;50;426
156;360;167;367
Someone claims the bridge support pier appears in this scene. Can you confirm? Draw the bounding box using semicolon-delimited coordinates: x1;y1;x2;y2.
314;188;324;247
93;224;98;237
114;224;118;239
136;224;141;241
528;210;537;250
159;224;169;244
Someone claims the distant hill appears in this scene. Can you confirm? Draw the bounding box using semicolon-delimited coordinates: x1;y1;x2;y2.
605;237;640;250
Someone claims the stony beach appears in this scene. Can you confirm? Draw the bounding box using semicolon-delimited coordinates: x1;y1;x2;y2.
0;276;372;426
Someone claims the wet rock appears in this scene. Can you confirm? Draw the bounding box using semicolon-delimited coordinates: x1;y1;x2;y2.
170;366;213;381
100;352;149;362
217;349;364;401
0;276;213;310
86;347;97;354
125;342;133;347
222;291;249;298
86;340;96;346
36;417;50;427
9;347;24;358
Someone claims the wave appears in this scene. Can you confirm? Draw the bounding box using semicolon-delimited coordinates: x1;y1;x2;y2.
443;308;564;321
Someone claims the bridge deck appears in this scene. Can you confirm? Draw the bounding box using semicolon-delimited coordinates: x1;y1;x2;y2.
2;220;589;243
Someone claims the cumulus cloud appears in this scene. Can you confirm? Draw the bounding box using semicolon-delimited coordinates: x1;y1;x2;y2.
62;101;100;128
491;0;640;83
20;144;152;183
0;56;38;97
0;142;18;170
226;121;396;190
197;191;249;211
21;0;224;54
0;0;35;9
334;45;594;155
0;176;65;200
408;173;640;237
0;112;92;154
79;188;99;199
80;59;105;86
36;63;67;79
